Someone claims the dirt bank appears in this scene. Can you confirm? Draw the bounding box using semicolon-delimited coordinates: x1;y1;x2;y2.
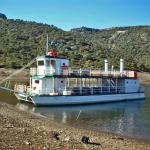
0;102;150;150
138;72;150;84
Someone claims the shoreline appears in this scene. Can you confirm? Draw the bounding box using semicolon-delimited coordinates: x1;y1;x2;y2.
0;102;150;150
73;124;150;144
137;72;150;84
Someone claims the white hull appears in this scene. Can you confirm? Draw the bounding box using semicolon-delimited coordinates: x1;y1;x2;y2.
21;92;145;106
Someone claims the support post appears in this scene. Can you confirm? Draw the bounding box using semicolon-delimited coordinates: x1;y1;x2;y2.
108;78;110;93
67;78;69;89
115;78;118;94
65;78;67;91
30;77;32;95
53;77;55;93
101;78;103;94
83;78;85;87
76;78;78;87
80;78;82;95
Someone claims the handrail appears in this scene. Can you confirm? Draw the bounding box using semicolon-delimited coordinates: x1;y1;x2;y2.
30;67;136;78
35;86;125;95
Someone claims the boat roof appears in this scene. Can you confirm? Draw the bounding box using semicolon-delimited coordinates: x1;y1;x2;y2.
37;55;68;60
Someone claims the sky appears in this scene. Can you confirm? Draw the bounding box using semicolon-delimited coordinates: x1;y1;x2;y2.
0;0;150;31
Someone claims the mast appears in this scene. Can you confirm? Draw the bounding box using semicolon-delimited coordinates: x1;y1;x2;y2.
46;34;49;55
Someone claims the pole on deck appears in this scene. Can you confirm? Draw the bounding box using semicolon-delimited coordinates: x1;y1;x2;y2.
46;34;49;55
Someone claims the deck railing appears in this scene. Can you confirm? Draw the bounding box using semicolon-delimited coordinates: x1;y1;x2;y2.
30;67;136;78
36;86;125;96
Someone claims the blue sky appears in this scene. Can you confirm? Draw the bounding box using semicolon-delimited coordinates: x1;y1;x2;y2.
0;0;150;30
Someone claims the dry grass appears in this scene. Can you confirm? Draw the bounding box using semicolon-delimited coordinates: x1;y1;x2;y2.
138;72;150;84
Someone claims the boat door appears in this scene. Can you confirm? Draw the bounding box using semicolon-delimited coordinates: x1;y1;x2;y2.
50;59;61;75
56;60;61;75
50;60;56;75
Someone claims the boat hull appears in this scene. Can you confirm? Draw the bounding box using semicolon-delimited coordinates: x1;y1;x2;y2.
25;92;145;106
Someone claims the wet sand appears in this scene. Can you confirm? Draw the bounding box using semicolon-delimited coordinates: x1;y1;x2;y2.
0;102;150;150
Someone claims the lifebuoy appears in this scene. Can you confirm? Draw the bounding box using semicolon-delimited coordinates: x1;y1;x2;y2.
47;50;58;57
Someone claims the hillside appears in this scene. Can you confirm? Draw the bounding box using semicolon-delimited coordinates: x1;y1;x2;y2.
0;16;150;71
0;13;7;20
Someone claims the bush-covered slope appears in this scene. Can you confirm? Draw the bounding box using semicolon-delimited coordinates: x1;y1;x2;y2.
0;18;150;71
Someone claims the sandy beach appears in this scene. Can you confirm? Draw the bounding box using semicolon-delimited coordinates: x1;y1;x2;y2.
0;102;150;150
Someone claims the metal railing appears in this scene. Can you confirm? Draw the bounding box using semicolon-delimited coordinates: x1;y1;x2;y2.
33;86;125;96
30;67;135;78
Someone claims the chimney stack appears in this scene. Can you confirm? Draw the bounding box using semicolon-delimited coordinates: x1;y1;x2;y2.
104;59;108;72
120;59;124;73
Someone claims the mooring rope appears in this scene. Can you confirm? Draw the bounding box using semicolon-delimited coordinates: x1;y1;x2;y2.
76;110;82;120
0;58;36;85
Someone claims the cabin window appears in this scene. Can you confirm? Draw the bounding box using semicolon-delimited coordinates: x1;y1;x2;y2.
51;60;56;66
38;60;44;66
46;60;50;67
35;80;39;84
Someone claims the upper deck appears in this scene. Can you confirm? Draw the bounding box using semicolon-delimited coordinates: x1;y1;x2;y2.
30;67;137;79
30;52;137;79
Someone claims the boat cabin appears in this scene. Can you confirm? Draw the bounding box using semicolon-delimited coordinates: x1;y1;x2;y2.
30;52;69;95
36;55;69;76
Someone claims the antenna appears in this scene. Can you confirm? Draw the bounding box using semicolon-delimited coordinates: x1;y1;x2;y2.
46;34;49;55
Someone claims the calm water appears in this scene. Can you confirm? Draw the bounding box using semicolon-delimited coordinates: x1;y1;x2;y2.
0;84;150;141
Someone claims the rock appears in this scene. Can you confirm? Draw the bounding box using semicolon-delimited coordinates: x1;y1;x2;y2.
81;136;89;144
5;124;14;128
64;136;70;142
52;131;60;140
24;140;30;145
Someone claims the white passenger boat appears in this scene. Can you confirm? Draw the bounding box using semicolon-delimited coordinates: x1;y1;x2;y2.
14;43;145;106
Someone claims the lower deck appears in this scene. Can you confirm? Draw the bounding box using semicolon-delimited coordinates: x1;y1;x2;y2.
14;77;143;96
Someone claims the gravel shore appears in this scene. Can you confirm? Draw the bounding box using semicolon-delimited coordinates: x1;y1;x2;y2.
0;102;150;150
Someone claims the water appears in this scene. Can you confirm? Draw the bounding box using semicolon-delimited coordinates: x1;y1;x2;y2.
0;84;150;141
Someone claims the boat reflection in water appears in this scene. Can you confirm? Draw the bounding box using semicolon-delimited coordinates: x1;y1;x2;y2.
16;103;35;113
16;100;150;141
